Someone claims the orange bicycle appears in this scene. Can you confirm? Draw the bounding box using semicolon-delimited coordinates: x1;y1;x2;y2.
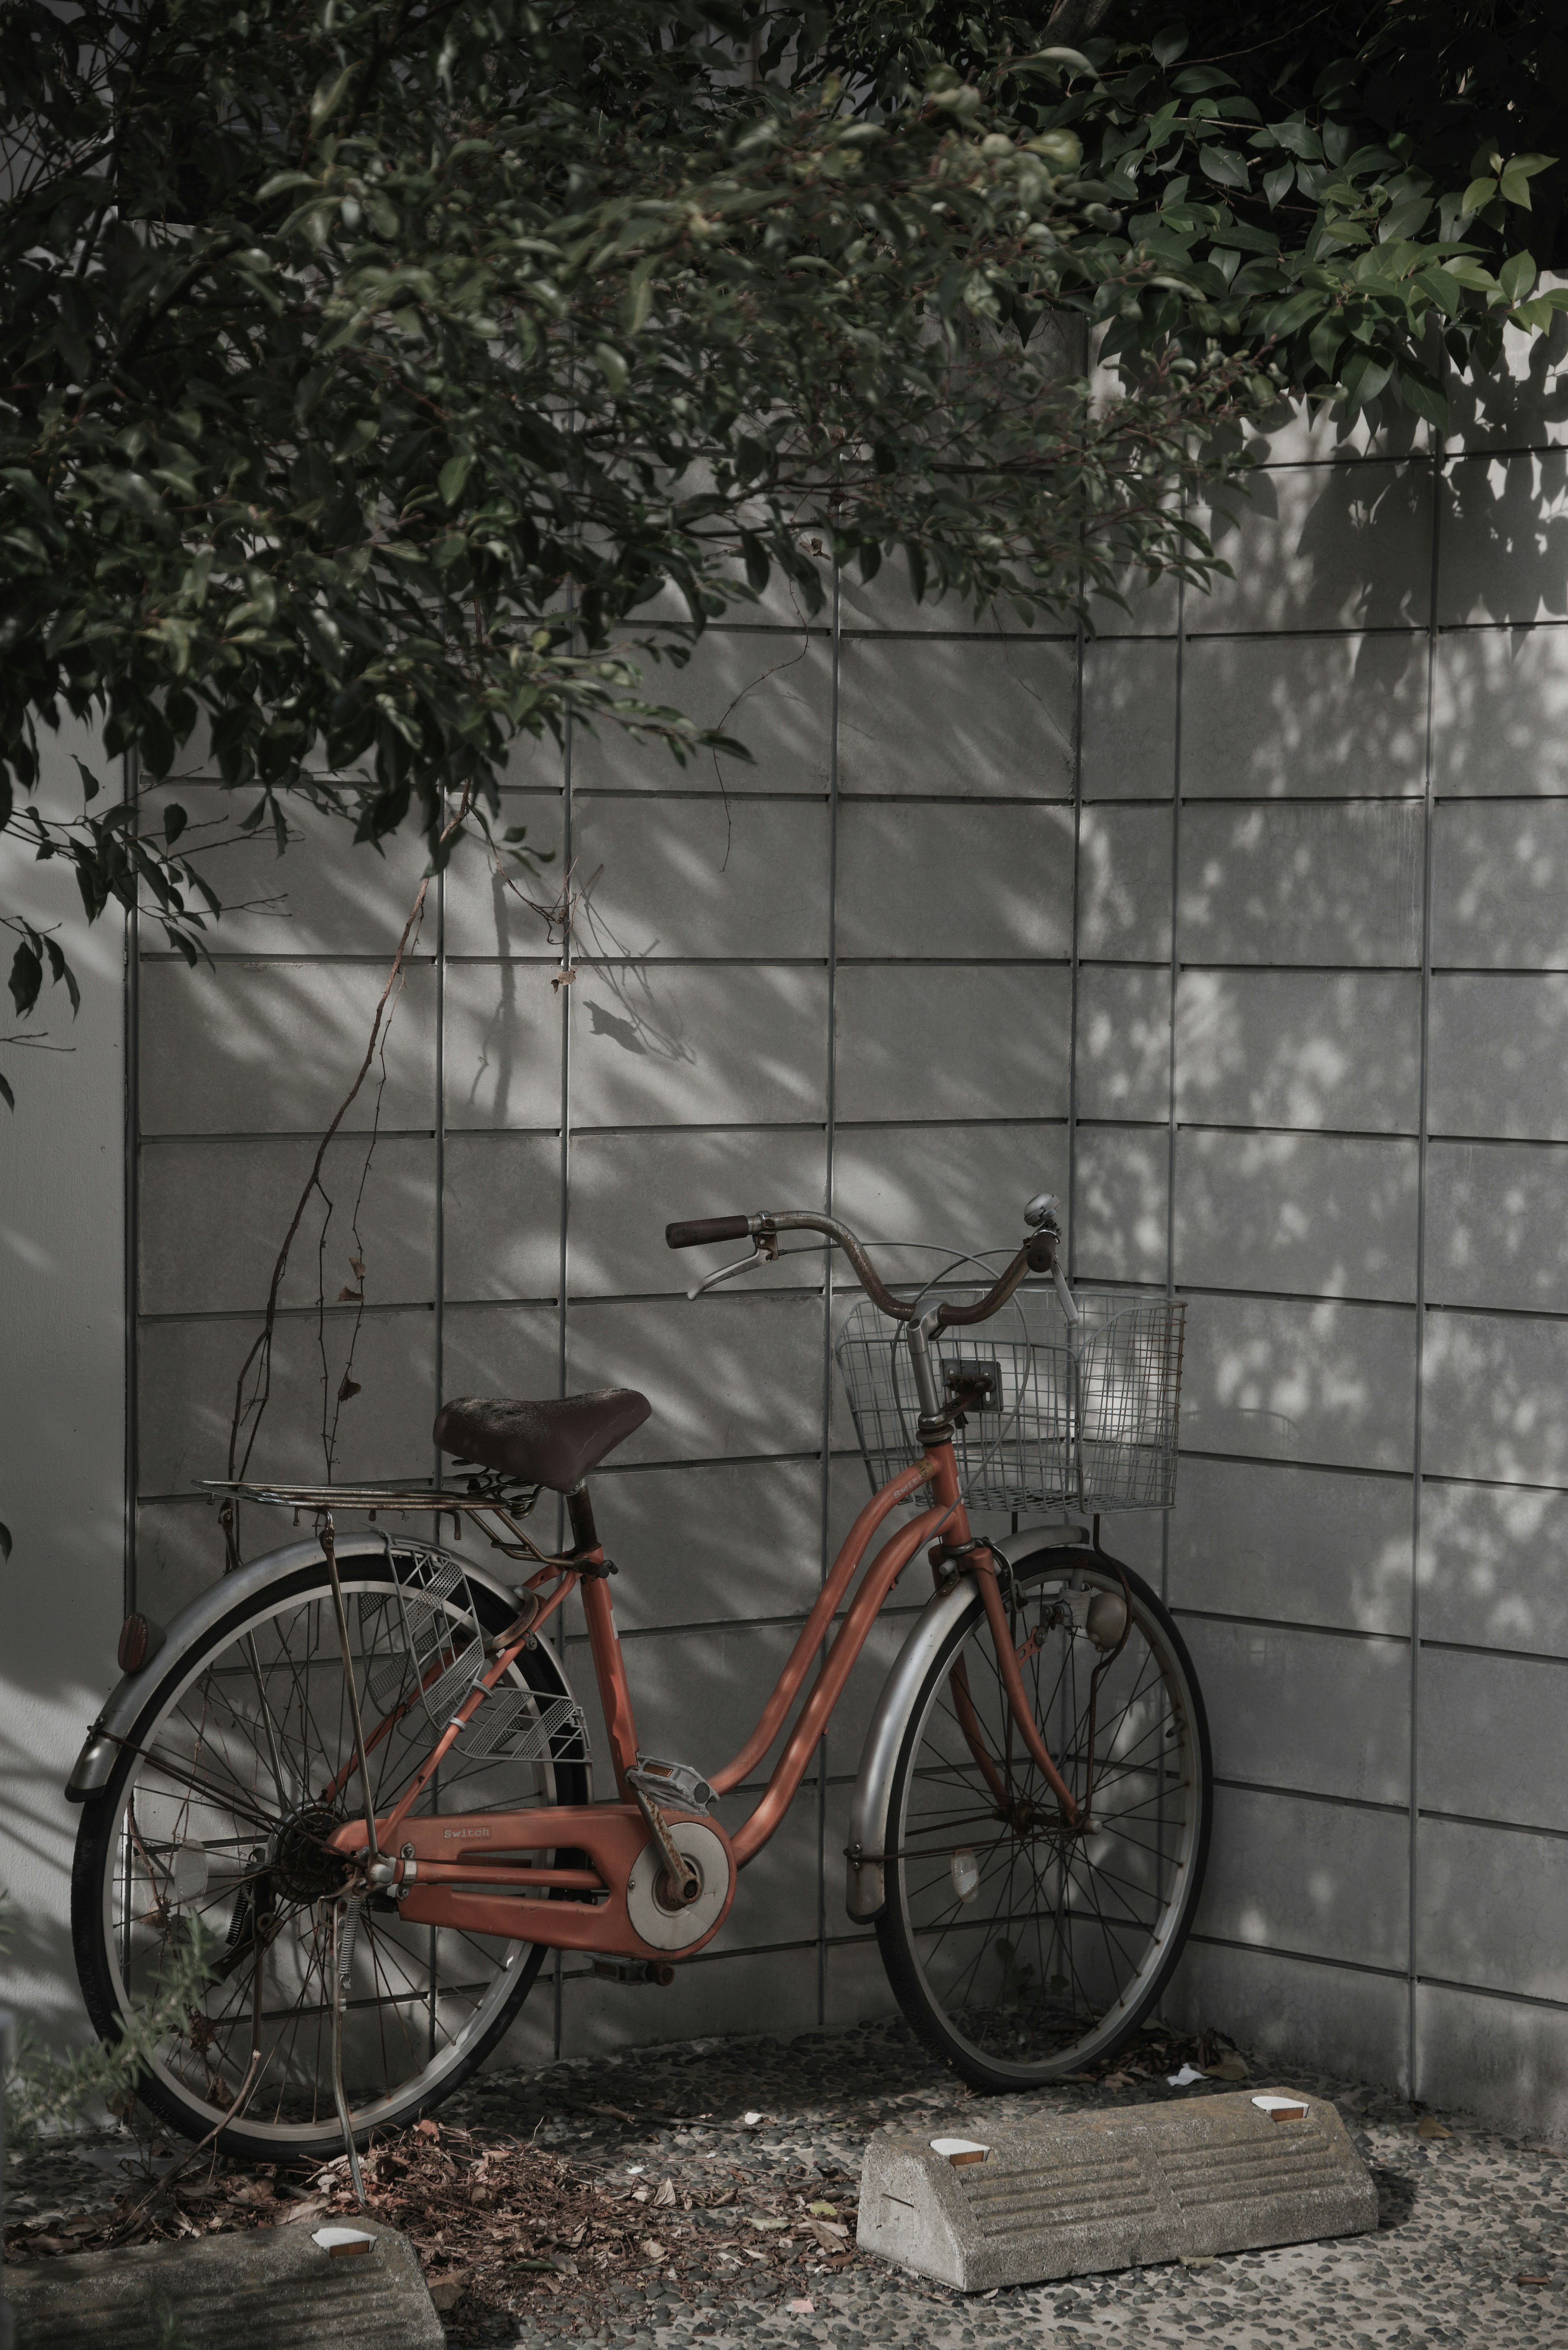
67;1193;1209;2160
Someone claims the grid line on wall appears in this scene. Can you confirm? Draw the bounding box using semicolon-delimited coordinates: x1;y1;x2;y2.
128;367;1568;2100
1408;419;1443;2096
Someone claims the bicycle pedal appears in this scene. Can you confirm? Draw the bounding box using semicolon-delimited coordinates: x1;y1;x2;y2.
627;1755;713;1813
591;1958;676;1987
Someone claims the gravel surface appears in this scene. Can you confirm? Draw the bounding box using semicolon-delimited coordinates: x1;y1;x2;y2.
7;2017;1568;2345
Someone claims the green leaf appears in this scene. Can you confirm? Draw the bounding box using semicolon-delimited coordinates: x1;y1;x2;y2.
623;262;655;334
1414;265;1465;316
1308;313;1345;372
1022;45;1092;74
1197;145;1247;190
1461;176;1497;215
310;65;354;135
1262;161;1295;208
1499;252;1539;303
593;342;629;394
438;452;472;506
1501;152;1557;186
1151;26;1188;65
1499;156;1555;209
256;171;319;201
1340;348;1392;412
1270;118;1324;163
1397;365;1450;432
1381;194;1433;241
1259;288;1323;338
1028;129;1082;171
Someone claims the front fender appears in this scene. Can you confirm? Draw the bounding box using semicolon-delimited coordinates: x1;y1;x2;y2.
64;1532;572;1801
843;1520;1089;1922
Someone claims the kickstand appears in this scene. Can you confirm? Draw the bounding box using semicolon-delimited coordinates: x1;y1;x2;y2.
327;1899;368;2208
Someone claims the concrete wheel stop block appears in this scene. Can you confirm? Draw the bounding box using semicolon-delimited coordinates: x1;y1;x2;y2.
858;2088;1378;2292
3;2215;443;2348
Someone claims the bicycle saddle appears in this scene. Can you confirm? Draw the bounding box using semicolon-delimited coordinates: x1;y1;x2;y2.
433;1389;651;1492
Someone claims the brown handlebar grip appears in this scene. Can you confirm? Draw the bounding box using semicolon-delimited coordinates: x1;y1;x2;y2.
666;1215;752;1250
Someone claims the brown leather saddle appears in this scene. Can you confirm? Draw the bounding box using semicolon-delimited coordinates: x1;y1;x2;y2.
433;1389;650;1493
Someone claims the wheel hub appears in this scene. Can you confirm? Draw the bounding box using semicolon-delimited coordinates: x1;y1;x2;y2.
269;1804;352;1902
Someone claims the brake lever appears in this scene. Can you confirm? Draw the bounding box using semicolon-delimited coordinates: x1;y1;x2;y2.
686;1234;779;1302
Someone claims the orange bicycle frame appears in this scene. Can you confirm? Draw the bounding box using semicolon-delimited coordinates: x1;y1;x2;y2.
325;1204;1077;1963
327;1447;980;1962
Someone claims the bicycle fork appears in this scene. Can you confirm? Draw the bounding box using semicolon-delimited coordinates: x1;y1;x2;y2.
905;1314;1085;1832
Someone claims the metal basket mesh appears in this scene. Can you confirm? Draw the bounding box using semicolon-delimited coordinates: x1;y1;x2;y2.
835;1288;1186;1515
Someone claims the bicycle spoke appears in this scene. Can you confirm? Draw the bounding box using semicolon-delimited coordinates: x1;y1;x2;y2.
90;1551;581;2154
889;1563;1206;2083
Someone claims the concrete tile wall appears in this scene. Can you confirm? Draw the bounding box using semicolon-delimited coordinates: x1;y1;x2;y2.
130;593;1080;2066
129;340;1568;2128
1080;348;1568;2139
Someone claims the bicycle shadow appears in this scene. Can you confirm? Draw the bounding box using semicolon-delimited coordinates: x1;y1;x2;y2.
1372;2163;1420;2231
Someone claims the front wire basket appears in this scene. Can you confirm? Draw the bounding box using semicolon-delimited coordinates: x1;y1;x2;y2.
835;1286;1186;1516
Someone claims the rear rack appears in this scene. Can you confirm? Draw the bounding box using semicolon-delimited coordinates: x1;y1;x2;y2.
199;1478;579;1572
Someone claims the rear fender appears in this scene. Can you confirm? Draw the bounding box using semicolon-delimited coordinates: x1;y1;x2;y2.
64;1533;579;1800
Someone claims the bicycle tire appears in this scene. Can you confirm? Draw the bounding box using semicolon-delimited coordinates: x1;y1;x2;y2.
875;1544;1212;2092
71;1541;589;2160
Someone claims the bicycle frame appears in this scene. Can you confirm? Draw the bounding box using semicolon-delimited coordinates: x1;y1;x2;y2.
324;1440;984;1963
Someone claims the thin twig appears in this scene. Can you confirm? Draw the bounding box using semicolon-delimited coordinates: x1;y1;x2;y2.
222;785;477;1564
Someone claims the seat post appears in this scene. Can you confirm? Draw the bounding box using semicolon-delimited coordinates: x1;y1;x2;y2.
566;1483;599;1554
568;1478;639;1792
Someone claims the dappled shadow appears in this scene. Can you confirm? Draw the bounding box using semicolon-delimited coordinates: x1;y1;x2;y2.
1176;971;1419;1133
1177;801;1423;969
1419;1480;1568;1659
1191;461;1433;635
1444;300;1568;455
1441;450;1568;627
1180;633;1427;799
1434;625;1568;797
837;633;1075;798
1180;1293;1416;1473
1174;1128;1418;1304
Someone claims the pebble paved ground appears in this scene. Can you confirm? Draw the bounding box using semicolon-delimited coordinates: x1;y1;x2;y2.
7;2018;1568;2345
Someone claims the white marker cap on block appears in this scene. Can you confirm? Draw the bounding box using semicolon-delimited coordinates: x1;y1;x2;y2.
930;2137;990;2167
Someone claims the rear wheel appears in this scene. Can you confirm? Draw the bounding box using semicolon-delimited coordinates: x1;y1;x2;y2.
876;1546;1210;2091
71;1545;589;2160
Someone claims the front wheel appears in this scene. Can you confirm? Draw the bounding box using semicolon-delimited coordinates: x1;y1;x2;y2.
876;1545;1211;2091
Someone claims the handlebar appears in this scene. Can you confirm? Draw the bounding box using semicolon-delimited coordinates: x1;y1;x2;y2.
663;1205;1065;1331
666;1216;752;1249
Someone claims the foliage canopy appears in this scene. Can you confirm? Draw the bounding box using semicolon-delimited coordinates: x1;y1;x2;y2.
0;0;1561;1094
